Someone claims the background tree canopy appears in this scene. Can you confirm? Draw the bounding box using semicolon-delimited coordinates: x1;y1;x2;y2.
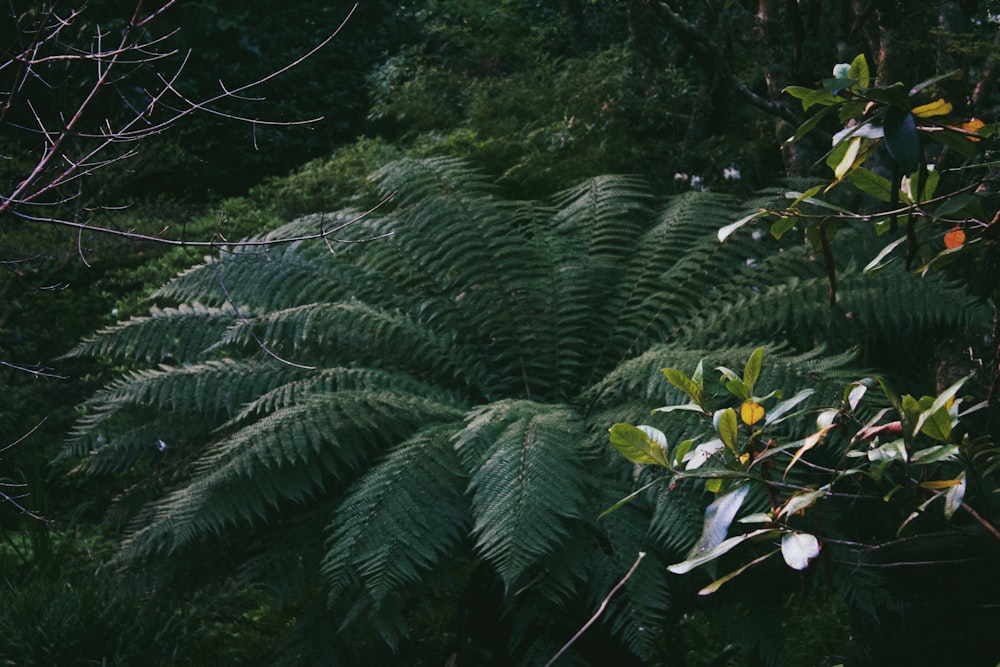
2;1;1000;665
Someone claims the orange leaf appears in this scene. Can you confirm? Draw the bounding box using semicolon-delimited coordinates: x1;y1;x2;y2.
944;226;965;249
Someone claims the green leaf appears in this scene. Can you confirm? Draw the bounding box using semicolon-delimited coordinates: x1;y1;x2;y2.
662;366;704;408
913;377;966;440
742;346;764;393
783;191;854;214
652;402;708;415
783;85;814;101
786;104;836;143
884;106;921;174
723;378;751;401
867;439;907;463
847;167;894;202
780;532;821;570
609;423;671;468
714;408;739;452
802;88;844;110
910;444;959;465
928;127;979;156
598;477;664;519
770;214;798;240
673;439;694;467
919;405;953;441
848;53;870;88
863;236;907;274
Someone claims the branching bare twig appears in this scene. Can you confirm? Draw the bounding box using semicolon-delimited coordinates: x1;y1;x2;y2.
0;1;361;248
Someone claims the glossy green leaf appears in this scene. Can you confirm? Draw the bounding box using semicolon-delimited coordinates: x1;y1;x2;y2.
673;439;694;467
714;408;739;451
742;346;764;393
609;423;671;468
802;87;844;110
919;405;953;441
783;191;853;214
662;365;704;408
723;378;751;401
848;53;870;88
783;85;814;100
912;377;966;439
927;127;980;157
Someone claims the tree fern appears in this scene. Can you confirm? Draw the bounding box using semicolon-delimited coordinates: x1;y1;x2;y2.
67;157;991;665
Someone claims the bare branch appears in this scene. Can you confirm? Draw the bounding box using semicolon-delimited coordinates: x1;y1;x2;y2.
1;1;364;252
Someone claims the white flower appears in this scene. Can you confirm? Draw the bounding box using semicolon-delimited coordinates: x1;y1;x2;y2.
723;165;741;180
673;172;689;182
832;62;851;79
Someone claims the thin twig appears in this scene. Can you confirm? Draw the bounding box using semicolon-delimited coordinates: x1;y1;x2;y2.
544;551;647;667
210;257;316;371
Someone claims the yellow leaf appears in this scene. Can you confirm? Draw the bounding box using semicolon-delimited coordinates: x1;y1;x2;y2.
918;479;961;489
912;98;953;118
740;401;765;426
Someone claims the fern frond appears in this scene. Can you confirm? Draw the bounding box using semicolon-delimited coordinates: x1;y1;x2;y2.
454;400;592;588
65;304;236;363
322;424;469;606
120;392;463;557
